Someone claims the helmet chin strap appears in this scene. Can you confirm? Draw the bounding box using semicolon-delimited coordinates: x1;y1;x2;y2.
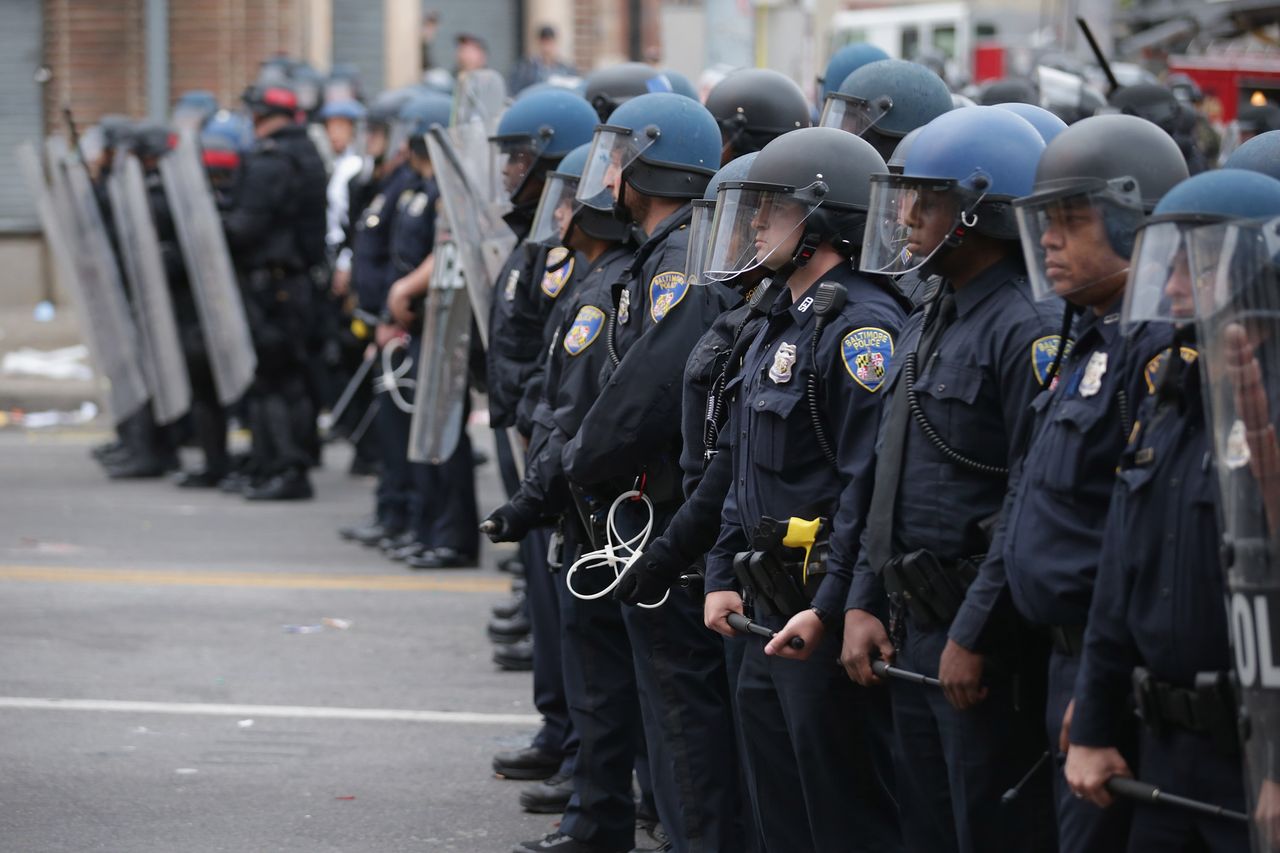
771;230;824;283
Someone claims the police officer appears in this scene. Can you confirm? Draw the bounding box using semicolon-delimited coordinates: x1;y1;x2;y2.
581;62;676;123
703;68;810;164
993;114;1190;852
696;127;907;852
1223;129;1280;180
842;106;1061;853
818;58;953;162
816;43;890;109
483;88;598;805
221;83;323;500
541;92;741;853
1065;169;1280;852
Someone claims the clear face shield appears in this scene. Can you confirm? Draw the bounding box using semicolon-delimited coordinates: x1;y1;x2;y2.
1015;178;1145;303
818;92;893;137
575;125;658;212
1121;217;1230;328
684;199;716;286
490;133;550;204
860;173;965;276
702;181;826;282
529;171;581;247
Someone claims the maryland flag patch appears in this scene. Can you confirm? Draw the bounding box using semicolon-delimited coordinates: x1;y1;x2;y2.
649;271;689;323
563;305;606;356
1032;335;1073;385
842;327;894;392
541;247;574;299
1144;346;1199;393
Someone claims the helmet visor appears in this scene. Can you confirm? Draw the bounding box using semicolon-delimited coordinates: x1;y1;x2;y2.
529;171;581;247
703;182;825;282
1122;219;1228;327
818;92;893;137
684;199;716;285
1014;178;1145;302
860;173;960;276
490;134;549;203
575;126;657;211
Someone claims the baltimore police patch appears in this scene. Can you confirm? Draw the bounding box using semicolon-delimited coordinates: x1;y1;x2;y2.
649;271;689;323
1144;346;1199;393
563;305;605;356
541;247;574;299
1031;335;1072;385
842;327;894;392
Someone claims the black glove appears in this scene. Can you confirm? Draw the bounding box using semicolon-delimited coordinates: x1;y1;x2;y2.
479;501;537;543
613;557;679;606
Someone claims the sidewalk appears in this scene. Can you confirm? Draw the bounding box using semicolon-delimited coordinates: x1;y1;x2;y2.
0;304;101;413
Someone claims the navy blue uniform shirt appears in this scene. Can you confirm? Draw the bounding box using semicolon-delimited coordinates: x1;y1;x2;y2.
846;256;1062;647
706;263;908;617
350;164;416;313
389;174;438;276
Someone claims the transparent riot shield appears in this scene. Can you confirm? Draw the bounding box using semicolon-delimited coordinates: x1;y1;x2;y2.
159;132;257;407
453;68;508;133
408;209;472;463
426;125;517;349
1196;216;1280;850
22;140;150;426
106;154;192;425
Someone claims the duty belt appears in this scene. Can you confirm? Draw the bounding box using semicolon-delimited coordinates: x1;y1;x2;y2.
1132;667;1240;755
883;549;980;634
732;516;828;620
1047;624;1086;657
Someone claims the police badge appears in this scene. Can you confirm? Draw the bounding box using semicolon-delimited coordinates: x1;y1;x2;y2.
1079;351;1108;398
504;269;520;302
769;342;797;384
617;288;631;325
1225;418;1252;470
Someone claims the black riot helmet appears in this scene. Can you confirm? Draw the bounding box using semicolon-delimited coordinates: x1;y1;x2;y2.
977;77;1038;106
582;62;675;122
703;126;888;281
704;68;811;161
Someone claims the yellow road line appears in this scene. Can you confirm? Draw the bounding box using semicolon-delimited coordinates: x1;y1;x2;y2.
0;565;511;593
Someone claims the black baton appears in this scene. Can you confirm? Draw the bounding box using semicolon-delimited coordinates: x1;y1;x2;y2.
726;612;805;650
1105;776;1249;823
871;659;943;688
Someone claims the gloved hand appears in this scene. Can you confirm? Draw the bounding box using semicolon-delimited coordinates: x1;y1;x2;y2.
479;501;537;543
614;557;679;606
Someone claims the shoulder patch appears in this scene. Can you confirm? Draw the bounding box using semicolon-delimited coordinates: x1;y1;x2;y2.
1032;335;1073;385
541;247;574;299
407;191;430;218
563;305;605;356
1144;346;1199;394
842;327;894;392
649;271;689;323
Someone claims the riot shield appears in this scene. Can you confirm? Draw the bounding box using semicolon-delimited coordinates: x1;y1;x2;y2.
453;68;508;133
408;208;472;463
159;132;257;406
106;154;192;425
22;141;150;425
1196;217;1280;851
426;125;516;349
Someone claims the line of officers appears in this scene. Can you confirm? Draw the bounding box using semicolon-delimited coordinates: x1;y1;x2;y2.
446;50;1280;853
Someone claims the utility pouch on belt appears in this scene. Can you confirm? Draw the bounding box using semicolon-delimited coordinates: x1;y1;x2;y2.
882;549;979;632
732;516;828;620
1132;667;1240;755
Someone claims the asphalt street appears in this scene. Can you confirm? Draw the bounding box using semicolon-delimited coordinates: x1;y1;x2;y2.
0;425;563;852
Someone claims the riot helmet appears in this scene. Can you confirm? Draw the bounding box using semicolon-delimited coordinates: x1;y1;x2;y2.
1014;114;1188;304
705;68;811;160
820;59;952;160
172;90;218;134
489;87;598;205
582;63;674;122
400;92;453;159
860;106;1044;277
817;43;890;104
991;102;1067;143
242;83;298;121
576;92;721;217
686;152;757;286
529;142;630;248
886;126;924;175
977;77;1038;106
1224;131;1280;181
662;69;700;100
705;126;887;281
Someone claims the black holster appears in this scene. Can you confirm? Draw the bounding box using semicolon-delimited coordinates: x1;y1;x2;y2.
1132;667;1241;755
882;549;979;633
732;516;828;620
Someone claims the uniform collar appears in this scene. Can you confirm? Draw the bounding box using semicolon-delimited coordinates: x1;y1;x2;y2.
637;206;692;251
775;276;831;329
586;243;631;276
1073;296;1123;347
948;255;1025;318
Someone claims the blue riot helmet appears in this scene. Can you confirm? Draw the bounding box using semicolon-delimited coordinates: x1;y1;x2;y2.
319;99;366;123
489;87;598;205
583;63;675;122
686;152;757;285
325;63;363;104
202;109;254;152
820;59;953;161
576;92;721;219
861;106;1045;277
992;102;1067;143
1014;115;1188;305
1124;170;1280;327
662;69;699;100
818;43;890;104
291;62;323;115
172;90;218;133
400;92;453;158
1224;131;1280;181
529;142;631;248
705;68;810;161
705;127;887;281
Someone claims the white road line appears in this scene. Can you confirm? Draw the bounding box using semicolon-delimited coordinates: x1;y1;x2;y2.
0;697;541;726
